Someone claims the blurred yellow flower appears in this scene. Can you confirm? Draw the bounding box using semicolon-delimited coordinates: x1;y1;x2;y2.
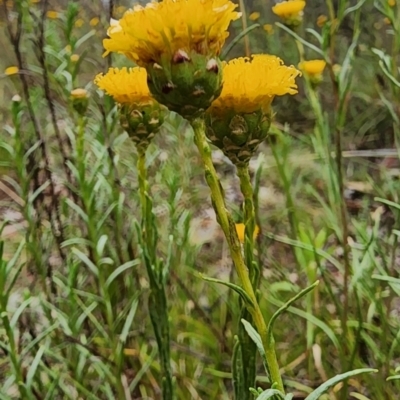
46;10;59;19
389;0;396;6
94;67;154;105
298;59;326;76
74;19;84;28
90;17;100;27
65;45;72;54
70;54;80;62
70;88;88;99
116;5;126;15
272;0;305;18
317;14;328;27
384;17;391;24
4;66;19;76
263;24;274;34
235;223;260;243
103;0;241;64
249;11;260;21
208;55;300;114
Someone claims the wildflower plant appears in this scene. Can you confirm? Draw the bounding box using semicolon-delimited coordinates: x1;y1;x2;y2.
1;0;390;399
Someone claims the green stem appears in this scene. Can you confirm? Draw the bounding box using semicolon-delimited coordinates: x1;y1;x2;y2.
137;150;174;400
235;165;261;399
191;117;284;393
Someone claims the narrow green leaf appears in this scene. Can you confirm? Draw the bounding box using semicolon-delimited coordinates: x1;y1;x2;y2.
200;274;254;307
105;260;139;288
387;375;400;381
304;369;377;400
26;344;46;389
120;297;139;343
267;281;319;343
72;248;98;276
221;24;260;59
241;319;269;374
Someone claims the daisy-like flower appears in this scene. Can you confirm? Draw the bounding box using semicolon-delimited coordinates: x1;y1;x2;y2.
102;0;241;118
298;59;326;84
272;0;306;26
205;55;300;165
103;0;240;63
94;67;167;151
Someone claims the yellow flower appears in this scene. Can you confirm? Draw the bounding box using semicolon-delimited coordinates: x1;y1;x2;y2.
298;59;326;77
263;24;274;34
317;14;328;27
70;88;88;99
90;17;100;27
94;67;154;105
272;0;306;18
205;55;300;165
70;54;80;62
103;0;241;64
209;54;300;115
74;19;84;28
235;223;260;243
249;11;260;21
4;66;19;76
46;10;59;19
389;0;396;6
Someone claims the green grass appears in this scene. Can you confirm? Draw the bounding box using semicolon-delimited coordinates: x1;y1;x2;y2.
1;0;400;399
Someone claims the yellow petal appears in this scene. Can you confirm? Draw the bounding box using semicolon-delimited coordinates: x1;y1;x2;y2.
298;59;326;76
235;223;260;243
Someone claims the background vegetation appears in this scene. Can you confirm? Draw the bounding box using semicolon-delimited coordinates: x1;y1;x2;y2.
0;0;400;399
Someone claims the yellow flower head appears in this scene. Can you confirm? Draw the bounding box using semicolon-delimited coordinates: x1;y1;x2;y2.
317;14;328;27
74;19;84;28
249;11;260;21
90;17;100;27
298;59;326;76
263;24;274;34
94;67;154;105
103;0;241;65
389;0;396;6
235;223;260;243
209;54;300;114
272;0;305;18
46;10;60;19
70;88;88;99
4;66;19;76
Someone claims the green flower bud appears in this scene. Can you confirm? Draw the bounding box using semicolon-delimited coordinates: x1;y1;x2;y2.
146;51;223;119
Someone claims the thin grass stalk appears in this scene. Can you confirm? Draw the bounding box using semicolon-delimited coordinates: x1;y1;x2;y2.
234;164;259;400
191;117;284;393
137;150;174;400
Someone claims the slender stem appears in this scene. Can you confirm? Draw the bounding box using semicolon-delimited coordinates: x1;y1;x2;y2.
191;117;284;393
236;165;258;283
137;150;174;400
